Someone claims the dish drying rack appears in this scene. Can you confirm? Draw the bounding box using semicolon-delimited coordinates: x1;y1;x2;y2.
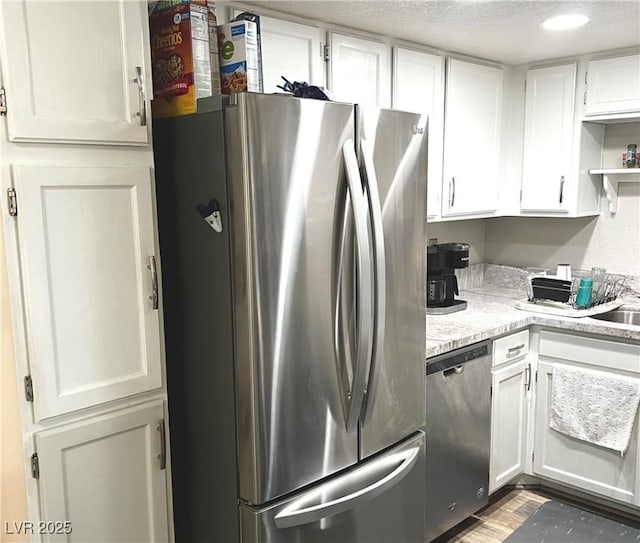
526;273;626;309
516;272;627;318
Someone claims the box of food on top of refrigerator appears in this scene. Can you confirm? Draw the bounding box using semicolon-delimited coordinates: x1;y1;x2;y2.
149;0;221;119
218;20;262;94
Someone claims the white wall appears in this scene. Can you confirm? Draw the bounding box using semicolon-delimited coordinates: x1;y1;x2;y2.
427;219;486;264
485;184;640;275
485;123;640;275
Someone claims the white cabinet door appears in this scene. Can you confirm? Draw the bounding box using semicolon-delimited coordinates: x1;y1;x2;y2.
521;64;576;212
394;48;444;218
534;359;640;506
442;59;502;216
329;33;391;107
490;359;528;494
13;165;162;421
585;54;640;116
0;0;150;144
259;17;324;93
35;401;169;542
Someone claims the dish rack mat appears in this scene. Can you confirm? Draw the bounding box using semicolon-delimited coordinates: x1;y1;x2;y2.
515;298;625;318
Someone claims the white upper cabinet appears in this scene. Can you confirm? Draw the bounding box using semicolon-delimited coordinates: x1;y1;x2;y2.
259;17;325;93
442;59;503;216
585;54;640;117
329;32;391;107
393;48;444;219
521;64;576;212
13;165;163;421
0;0;151;144
35;401;169;542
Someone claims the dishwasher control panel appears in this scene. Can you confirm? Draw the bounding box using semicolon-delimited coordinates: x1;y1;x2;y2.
426;343;490;375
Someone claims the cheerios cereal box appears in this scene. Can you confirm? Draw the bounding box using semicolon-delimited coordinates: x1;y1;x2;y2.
150;0;220;119
217;20;262;94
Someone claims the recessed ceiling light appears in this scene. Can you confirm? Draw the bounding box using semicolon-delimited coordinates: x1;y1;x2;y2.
542;14;589;31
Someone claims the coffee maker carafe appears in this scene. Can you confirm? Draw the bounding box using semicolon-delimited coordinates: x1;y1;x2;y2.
427;241;470;314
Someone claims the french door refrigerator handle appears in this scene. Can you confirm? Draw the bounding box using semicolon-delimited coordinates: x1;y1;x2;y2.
273;445;419;529
341;140;374;434
359;138;386;427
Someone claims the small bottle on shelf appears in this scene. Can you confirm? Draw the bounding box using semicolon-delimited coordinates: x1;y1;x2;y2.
622;153;627;169
626;144;637;168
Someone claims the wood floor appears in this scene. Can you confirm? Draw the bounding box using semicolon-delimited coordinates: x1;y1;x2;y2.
438;489;550;543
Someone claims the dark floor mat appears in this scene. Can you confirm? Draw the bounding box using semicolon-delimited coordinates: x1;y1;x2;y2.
503;500;640;543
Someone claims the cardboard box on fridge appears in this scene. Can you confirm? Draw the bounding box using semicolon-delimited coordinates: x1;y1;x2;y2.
149;0;221;119
218;20;262;94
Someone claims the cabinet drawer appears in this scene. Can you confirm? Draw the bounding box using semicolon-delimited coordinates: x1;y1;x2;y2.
539;331;640;374
493;330;529;367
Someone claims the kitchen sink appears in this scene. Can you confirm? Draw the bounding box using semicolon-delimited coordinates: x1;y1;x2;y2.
590;309;640;326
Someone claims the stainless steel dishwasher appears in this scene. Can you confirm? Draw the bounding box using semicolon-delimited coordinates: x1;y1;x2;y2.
425;340;492;542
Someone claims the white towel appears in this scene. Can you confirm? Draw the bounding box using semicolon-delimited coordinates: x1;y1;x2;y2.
550;364;640;455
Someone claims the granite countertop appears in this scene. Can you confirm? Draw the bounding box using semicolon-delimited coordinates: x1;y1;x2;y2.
426;286;640;358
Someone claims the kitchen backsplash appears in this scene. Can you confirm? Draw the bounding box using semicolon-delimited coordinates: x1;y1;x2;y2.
455;263;640;300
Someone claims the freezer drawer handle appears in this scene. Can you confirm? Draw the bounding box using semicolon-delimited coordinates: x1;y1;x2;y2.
274;445;419;529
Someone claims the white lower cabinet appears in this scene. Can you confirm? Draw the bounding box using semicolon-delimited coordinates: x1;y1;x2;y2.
489;330;530;494
490;359;528;493
34;401;170;542
533;331;640;507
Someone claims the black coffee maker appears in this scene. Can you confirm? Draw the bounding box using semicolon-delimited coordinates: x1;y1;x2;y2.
427;241;470;314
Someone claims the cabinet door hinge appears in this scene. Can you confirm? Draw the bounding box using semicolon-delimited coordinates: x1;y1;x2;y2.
323;44;330;62
7;188;17;217
490;385;493;397
535;370;538;384
584;71;588;85
24;375;33;402
584;92;587;106
31;453;40;479
0;87;6;116
532;450;535;464
519;189;523;202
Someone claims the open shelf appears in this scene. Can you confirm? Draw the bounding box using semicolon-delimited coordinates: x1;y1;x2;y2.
589;168;640;213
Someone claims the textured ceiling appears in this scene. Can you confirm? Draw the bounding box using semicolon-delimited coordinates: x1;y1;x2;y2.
240;0;640;64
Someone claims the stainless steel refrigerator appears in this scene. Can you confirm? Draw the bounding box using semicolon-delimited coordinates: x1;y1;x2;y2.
153;93;427;543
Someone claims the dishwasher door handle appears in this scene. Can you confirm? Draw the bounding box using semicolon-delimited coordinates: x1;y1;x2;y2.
443;365;464;377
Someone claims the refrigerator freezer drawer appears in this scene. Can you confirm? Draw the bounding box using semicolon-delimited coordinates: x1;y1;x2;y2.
239;432;425;543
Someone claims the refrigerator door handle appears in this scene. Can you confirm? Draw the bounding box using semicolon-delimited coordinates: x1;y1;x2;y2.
273;445;419;529
359;138;386;427
341;140;374;433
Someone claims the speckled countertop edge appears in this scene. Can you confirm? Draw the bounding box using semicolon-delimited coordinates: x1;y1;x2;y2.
425;287;640;359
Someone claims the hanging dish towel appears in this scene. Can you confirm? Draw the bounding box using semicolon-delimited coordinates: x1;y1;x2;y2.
550;365;640;455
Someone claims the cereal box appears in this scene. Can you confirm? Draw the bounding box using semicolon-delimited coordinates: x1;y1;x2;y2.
150;0;220;119
218;21;262;94
232;13;263;93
